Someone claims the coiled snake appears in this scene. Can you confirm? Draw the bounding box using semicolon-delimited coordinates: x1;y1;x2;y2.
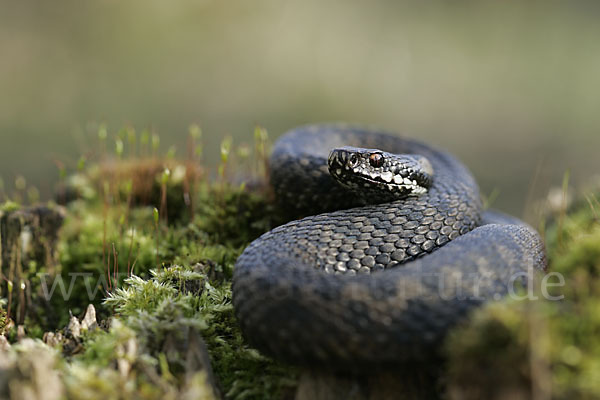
232;124;546;368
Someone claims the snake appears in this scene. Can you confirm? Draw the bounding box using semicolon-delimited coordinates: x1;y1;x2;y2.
232;124;547;368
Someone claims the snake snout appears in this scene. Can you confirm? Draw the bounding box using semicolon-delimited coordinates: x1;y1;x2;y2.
328;147;352;177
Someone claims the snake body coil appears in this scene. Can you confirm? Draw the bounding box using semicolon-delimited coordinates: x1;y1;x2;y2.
232;124;546;368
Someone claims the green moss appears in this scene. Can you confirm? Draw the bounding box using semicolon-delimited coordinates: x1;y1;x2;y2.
50;174;273;329
5;125;600;399
0;201;21;213
446;190;600;400
0;307;9;335
0;127;296;399
62;319;218;400
52;202;159;326
89;262;295;400
106;264;297;400
0;194;293;399
194;183;279;248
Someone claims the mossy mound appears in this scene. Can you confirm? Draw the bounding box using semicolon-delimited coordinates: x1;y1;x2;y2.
0;127;295;399
446;192;600;399
1;125;597;399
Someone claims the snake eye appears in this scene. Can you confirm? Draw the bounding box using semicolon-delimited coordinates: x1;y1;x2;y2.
369;153;384;168
347;154;359;168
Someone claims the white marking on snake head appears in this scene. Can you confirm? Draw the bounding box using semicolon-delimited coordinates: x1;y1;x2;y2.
380;171;393;183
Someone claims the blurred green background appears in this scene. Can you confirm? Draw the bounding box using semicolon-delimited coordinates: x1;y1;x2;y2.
1;0;599;217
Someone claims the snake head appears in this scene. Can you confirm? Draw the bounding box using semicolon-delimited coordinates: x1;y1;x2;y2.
328;146;433;201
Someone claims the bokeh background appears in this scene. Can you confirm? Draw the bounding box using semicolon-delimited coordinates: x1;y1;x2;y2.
1;0;599;218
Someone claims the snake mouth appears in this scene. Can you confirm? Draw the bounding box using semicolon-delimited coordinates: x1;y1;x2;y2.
357;174;428;193
346;172;429;197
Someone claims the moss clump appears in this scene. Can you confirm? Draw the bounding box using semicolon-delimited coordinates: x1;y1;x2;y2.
92;158;203;223
1;207;295;399
0;201;21;213
51;179;275;329
0;126;296;399
103;265;297;400
194;183;279;248
0;204;65;329
446;190;600;400
52;203;159;327
62;318;218;400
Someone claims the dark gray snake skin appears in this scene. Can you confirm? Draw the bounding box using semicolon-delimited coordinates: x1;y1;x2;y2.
232;124;547;368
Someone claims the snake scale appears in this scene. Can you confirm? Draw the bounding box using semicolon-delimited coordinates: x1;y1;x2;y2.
232;124;547;368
